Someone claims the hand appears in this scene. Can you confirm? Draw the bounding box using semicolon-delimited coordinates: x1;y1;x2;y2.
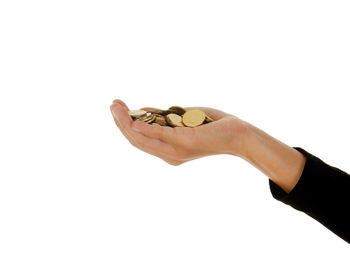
110;99;249;166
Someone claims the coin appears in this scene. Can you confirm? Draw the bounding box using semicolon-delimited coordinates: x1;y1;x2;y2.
128;110;147;118
144;117;156;124
167;106;186;116
147;108;166;115
165;113;185;127
205;115;214;123
127;105;215;128
138;113;155;123
155;116;167;126
182;109;206;127
137;112;151;119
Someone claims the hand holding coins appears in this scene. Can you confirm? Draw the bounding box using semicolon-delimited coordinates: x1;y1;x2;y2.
128;106;214;127
111;99;247;166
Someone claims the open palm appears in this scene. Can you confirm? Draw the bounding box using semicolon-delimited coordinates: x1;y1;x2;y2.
110;99;248;165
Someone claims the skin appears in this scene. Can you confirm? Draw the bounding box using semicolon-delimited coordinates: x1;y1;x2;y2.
110;99;306;194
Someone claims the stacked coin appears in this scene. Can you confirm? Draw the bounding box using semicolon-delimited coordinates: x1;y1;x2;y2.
128;106;214;128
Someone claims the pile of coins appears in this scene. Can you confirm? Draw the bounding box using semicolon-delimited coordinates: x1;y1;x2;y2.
128;106;214;127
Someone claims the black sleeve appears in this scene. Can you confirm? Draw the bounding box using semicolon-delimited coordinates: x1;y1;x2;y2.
269;147;350;244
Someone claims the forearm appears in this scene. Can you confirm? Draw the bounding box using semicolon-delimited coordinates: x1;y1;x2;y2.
239;121;306;193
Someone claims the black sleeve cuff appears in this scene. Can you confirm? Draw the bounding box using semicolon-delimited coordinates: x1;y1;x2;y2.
268;146;350;243
269;147;313;206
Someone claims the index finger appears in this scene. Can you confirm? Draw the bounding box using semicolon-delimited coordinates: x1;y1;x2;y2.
131;120;186;145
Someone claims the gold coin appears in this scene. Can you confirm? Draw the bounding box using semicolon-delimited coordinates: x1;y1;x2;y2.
165;113;184;127
168;106;186;116
147;108;166;115
205;115;214;123
128;110;147;118
129;106;215;127
162;110;173;115
144;116;156;124
137;112;152;120
182;109;206;127
155;116;168;126
141;114;156;123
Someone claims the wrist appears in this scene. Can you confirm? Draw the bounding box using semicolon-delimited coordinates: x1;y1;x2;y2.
233;121;306;193
237;121;260;160
227;119;252;158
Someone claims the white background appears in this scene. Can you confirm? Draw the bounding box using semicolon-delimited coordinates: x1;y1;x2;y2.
0;0;349;253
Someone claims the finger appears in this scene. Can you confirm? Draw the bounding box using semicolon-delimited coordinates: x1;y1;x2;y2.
112;99;130;111
112;114;182;165
110;104;177;157
131;119;186;145
110;102;133;129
